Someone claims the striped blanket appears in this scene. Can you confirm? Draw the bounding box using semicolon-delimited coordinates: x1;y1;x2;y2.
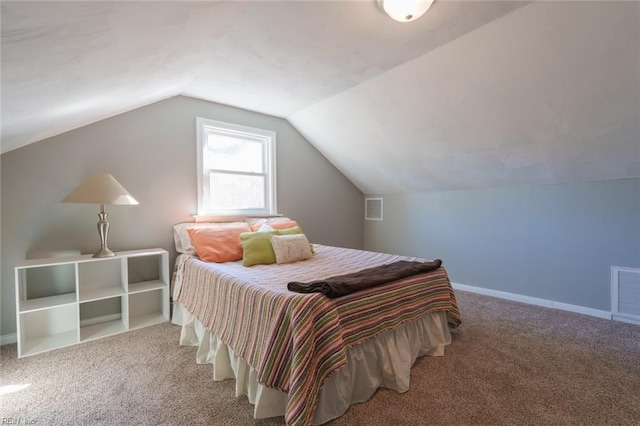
175;245;461;426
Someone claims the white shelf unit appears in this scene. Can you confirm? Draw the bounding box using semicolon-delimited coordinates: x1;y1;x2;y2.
15;248;169;358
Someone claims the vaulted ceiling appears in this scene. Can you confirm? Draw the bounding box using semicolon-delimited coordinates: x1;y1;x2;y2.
2;1;638;194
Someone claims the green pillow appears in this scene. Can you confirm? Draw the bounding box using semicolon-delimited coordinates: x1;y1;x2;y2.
277;226;315;254
278;226;302;235
240;230;279;266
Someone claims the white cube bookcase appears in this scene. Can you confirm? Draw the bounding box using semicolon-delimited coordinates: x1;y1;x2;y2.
15;248;169;358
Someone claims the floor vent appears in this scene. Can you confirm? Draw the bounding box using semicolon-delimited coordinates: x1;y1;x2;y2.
611;266;640;325
365;197;383;221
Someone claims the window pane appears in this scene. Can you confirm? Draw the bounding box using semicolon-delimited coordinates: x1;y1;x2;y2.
197;117;276;216
206;134;264;173
208;172;265;210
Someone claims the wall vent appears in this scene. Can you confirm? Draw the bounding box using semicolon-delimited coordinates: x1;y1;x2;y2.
611;266;640;325
365;197;383;221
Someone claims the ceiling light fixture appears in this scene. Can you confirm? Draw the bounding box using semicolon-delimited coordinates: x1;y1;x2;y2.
377;0;434;23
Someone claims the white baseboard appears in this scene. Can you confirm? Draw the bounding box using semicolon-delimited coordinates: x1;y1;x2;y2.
0;333;17;346
452;282;612;320
611;313;640;326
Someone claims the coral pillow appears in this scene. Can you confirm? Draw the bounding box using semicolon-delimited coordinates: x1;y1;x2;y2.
187;222;251;262
248;217;297;231
268;220;300;230
173;221;247;254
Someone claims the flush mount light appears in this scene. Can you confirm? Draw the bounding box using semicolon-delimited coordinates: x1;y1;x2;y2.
377;0;435;23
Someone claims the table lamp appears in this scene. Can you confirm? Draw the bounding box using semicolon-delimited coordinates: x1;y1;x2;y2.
61;174;139;257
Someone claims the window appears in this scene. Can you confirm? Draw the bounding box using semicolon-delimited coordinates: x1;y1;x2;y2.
196;117;276;216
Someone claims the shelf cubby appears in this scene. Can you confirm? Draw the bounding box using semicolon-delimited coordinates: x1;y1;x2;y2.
79;294;128;342
129;289;169;330
19;304;79;357
78;258;124;302
16;262;77;313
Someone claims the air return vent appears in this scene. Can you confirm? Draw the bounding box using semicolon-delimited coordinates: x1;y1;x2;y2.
365;198;383;221
611;266;640;325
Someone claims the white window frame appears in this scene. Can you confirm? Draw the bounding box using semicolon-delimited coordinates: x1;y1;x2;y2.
196;117;277;217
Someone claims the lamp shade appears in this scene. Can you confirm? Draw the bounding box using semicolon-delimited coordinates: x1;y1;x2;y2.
378;0;434;23
61;174;139;205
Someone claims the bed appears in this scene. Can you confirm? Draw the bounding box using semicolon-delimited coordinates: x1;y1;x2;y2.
171;220;461;426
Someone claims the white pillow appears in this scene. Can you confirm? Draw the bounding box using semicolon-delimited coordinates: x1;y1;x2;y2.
269;234;313;265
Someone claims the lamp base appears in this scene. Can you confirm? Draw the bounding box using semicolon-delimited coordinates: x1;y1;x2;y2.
94;206;116;258
93;247;116;258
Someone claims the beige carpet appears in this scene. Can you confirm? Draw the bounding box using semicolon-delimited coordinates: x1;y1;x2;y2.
2;290;639;425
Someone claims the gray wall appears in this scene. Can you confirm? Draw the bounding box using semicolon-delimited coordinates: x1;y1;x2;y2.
1;95;364;336
365;179;640;311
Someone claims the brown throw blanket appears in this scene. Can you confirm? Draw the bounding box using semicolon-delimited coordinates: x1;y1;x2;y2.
287;259;443;298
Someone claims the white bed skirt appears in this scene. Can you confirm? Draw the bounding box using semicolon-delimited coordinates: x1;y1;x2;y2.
172;302;452;425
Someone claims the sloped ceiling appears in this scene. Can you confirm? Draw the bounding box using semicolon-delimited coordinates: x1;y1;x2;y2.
290;1;640;193
2;1;639;194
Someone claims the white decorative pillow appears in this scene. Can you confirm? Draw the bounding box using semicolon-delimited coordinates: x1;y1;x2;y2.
269;234;313;265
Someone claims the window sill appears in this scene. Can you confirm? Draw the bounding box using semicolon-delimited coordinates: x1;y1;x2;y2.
193;213;284;223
